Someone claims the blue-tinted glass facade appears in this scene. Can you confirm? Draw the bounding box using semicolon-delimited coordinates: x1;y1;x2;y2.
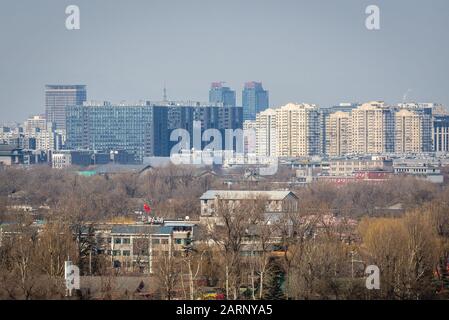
66;102;243;163
209;82;236;107
242;82;269;121
66;103;168;163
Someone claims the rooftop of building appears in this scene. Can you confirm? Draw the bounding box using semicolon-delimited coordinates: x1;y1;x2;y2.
0;144;20;152
200;190;297;201
45;84;86;90
79;100;237;108
110;223;196;235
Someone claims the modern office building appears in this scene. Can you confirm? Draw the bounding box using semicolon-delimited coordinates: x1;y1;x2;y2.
66;101;243;162
66;101;169;162
45;85;87;130
167;103;243;152
242;82;269;121
325;111;351;157
275;103;321;157
209;82;236;107
433;115;449;152
255;108;277;157
350;102;395;155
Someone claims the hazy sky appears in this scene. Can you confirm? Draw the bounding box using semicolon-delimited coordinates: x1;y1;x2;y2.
1;0;448;122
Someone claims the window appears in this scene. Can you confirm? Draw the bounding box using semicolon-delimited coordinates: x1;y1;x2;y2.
152;239;160;245
112;250;121;256
161;239;169;245
175;239;183;245
122;238;130;244
122;250;131;256
114;238;121;244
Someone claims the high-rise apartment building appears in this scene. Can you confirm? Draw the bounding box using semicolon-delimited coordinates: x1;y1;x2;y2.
255;108;277;157
243;120;257;154
242;82;269;121
350;102;394;155
275;103;321;157
396;103;433;152
394;109;427;154
321;103;359;154
209;82;236;107
45;85;87;130
23;115;61;151
325;111;351;157
24;115;47;137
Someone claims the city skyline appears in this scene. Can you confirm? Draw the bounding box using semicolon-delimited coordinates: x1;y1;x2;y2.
3;81;448;125
2;0;449;305
1;0;449;122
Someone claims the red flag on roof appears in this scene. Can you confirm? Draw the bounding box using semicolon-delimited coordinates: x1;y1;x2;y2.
143;203;151;213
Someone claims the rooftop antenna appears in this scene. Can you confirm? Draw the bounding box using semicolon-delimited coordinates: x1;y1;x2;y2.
163;83;167;102
402;89;412;103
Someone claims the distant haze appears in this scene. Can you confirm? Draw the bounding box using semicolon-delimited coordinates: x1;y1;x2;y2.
1;0;449;122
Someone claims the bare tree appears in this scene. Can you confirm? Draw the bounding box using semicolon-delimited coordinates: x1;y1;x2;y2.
152;242;181;300
206;196;266;299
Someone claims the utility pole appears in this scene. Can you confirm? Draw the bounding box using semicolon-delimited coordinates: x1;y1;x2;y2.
89;250;92;275
350;250;364;278
149;234;153;274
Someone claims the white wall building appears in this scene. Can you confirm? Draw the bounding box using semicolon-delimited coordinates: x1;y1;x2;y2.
255;108;277;157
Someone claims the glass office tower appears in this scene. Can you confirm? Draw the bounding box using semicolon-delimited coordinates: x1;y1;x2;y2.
66;102;168;163
45;85;87;130
242;82;269;121
209;82;236;107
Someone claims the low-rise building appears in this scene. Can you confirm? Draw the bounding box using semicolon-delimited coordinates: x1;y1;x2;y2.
328;157;393;176
52;150;104;168
0;144;24;166
393;164;444;183
199;190;298;225
79;220;197;274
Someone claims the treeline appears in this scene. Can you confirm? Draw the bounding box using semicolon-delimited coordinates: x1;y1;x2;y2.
1;166;449;299
0;165;441;222
0;165;223;222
